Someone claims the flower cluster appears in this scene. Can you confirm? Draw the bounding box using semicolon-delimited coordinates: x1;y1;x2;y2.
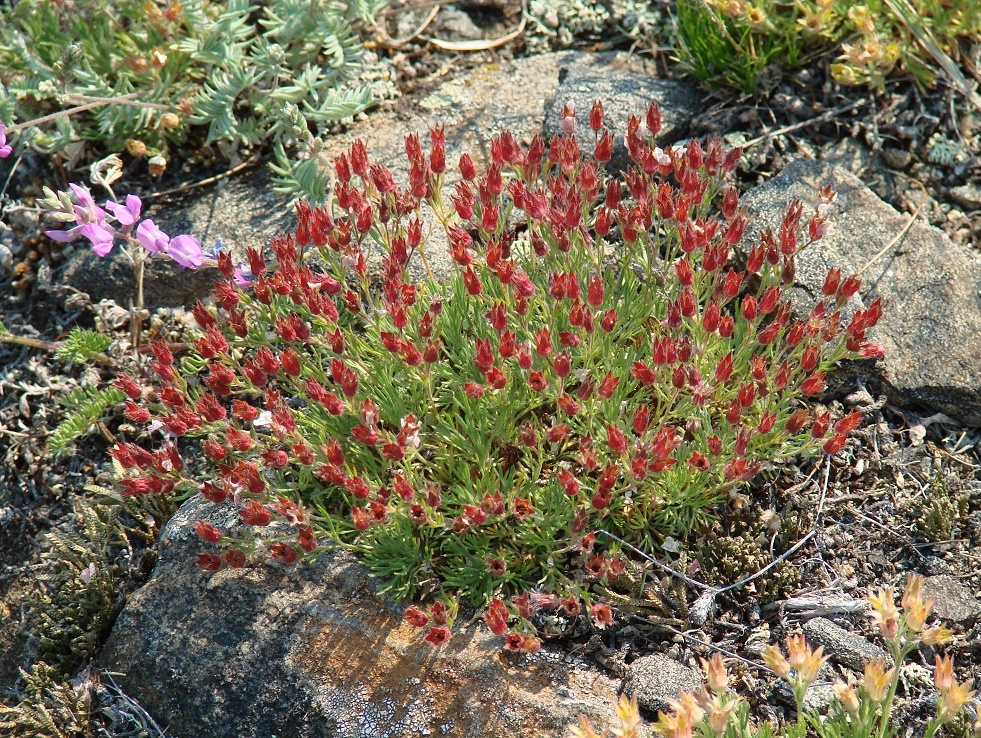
109;100;882;648
764;575;970;737
41;183;205;269
604;575;972;738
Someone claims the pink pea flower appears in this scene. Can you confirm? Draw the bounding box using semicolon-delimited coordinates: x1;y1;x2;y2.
44;183;110;244
168;234;203;269
69;184;104;222
233;266;253;286
80;222;116;256
105;194;142;228
0;123;11;158
44;225;83;243
136;219;170;253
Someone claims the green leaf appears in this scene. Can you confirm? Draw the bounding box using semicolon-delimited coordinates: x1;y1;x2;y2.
53;328;112;364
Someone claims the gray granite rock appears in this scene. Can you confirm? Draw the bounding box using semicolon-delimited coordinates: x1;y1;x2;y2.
622;654;702;713
775;662;838;712
739;158;981;425
544;64;703;172
59;245;220;309
802;617;888;671
99;495;621;738
922;575;981;626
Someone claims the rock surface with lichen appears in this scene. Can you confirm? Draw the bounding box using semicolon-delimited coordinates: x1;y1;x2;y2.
739;157;981;425
99;496;621;738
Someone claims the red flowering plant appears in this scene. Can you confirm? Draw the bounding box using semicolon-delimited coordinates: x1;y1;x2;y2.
110;100;882;652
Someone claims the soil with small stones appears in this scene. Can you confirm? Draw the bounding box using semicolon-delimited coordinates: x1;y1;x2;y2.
2;6;980;735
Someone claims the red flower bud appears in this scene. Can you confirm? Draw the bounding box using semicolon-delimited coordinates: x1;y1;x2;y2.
197;553;223;571
520;422;537;448
688;451;710;470
406;607;430;628
557;394;580;415
553;352;571;378
632;405;649;434
811;411;831;438
820;432;846;454
801;346;819;373
114;375;143;400
429;125;446;174
193;520;222;543
702;301;720;333
785;322;805;347
351;506;371;530
262;449;289;468
526;371;546;392
587;274;604;306
759;287;780;314
545;424;571;443
722;269;742;298
715;352;734;383
457;151;477;181
474;338;494;373
484;598;510;635
221;550;244;568
463;266;482;295
678;288;696;318
835;411;862;434
239;501;271;526
124;401;151;423
351;424;378;446
350;139;369;177
737;381;756;408
726;399;741;425
485;367;507;389
838;275;862;299
593;130;614;162
598;372;620;398
645;101;661;135
758;321;781;345
558;468;580;496
607;424;628;455
589;100;604;131
270;542;298;564
631;361;657;385
822;267;841;295
800;372;826;396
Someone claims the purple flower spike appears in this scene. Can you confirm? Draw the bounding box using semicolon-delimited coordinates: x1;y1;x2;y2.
136;219;170;253
80;223;116;257
106;194;142;227
168;235;203;269
0;123;11;159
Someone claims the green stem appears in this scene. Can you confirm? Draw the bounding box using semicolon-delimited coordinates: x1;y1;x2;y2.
877;639;913;738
